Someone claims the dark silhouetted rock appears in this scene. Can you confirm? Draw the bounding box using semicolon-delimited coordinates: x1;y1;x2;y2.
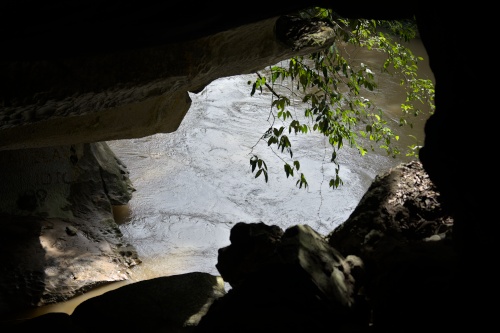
196;223;368;333
71;272;225;333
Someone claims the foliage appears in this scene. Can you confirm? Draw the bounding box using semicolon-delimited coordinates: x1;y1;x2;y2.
248;8;435;189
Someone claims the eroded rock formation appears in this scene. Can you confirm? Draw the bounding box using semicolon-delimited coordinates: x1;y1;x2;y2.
0;143;140;315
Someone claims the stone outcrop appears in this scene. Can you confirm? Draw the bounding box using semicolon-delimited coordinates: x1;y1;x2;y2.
4;272;226;333
0;142;140;317
327;161;457;332
0;13;334;151
196;223;366;333
70;272;226;333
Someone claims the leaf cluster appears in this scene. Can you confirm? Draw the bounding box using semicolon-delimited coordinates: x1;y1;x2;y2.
248;8;435;189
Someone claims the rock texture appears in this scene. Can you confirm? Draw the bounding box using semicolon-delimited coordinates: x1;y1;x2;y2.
4;272;226;333
0;143;140;317
196;223;366;333
70;272;226;333
327;161;457;332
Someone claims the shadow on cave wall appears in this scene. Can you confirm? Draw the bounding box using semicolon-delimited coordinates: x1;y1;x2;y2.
0;216;46;319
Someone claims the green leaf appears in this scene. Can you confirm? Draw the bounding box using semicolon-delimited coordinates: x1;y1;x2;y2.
248;12;432;190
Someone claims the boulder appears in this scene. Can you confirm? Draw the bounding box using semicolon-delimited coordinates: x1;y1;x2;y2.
4;272;225;333
196;223;367;333
71;272;225;333
327;161;458;332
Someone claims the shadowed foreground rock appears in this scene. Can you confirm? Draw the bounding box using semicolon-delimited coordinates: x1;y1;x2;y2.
196;223;367;333
327;161;458;332
71;272;226;333
4;272;225;333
